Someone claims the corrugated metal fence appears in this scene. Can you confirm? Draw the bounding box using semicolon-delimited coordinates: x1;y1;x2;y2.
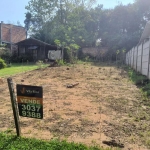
126;39;150;78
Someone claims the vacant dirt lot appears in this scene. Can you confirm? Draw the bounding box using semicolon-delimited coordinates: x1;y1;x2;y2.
0;62;149;149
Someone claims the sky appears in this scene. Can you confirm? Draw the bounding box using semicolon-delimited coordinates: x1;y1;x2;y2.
0;0;134;26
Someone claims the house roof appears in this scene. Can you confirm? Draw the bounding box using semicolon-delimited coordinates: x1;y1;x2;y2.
15;38;58;49
139;21;150;44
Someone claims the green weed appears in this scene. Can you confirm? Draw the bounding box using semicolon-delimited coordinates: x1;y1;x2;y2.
0;132;110;150
127;67;150;98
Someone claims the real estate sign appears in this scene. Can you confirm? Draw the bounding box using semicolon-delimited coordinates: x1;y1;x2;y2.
16;84;43;119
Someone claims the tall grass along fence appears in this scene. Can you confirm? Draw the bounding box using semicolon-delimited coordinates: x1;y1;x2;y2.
126;39;150;79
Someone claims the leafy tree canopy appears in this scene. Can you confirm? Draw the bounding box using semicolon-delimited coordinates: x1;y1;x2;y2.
25;0;150;56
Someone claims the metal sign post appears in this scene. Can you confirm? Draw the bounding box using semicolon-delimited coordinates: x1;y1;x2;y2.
7;78;21;136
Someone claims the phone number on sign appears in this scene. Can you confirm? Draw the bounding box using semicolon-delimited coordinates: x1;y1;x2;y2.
20;104;42;119
22;111;42;118
21;104;41;112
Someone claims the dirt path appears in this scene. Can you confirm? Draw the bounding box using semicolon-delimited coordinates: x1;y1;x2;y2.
0;63;149;149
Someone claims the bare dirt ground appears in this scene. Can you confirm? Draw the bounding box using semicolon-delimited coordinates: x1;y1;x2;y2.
0;62;149;150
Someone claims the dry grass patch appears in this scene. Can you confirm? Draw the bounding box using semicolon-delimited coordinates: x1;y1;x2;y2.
0;63;149;150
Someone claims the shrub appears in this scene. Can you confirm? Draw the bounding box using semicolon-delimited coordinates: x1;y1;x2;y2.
36;60;44;69
11;51;33;63
0;58;7;69
63;48;71;62
0;47;11;62
77;48;85;60
10;51;18;62
56;59;65;66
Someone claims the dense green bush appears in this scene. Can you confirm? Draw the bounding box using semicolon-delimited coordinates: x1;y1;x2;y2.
0;58;7;69
63;48;71;62
77;48;85;60
56;59;66;66
0;47;11;62
11;51;33;63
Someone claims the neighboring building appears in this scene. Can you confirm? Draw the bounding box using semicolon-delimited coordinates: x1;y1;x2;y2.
16;38;62;61
0;21;26;52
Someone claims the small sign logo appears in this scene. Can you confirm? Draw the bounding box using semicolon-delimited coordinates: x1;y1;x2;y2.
20;87;26;94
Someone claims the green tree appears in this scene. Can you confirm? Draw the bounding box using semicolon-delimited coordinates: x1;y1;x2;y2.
25;0;150;62
25;0;98;47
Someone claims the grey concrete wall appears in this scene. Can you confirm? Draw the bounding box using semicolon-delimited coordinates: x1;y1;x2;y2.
133;46;137;70
126;39;150;78
126;52;129;65
137;43;142;72
131;48;134;68
127;50;131;66
142;41;149;76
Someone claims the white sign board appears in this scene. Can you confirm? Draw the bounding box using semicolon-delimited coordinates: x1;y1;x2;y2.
48;50;62;60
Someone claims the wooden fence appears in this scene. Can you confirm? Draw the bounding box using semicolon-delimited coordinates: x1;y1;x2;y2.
126;39;150;78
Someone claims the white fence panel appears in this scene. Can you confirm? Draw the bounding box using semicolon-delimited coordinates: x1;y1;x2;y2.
126;51;129;65
127;51;129;65
137;43;143;72
126;38;150;79
129;50;132;66
129;49;132;67
133;47;137;70
148;63;150;79
127;51;130;65
128;51;130;66
127;52;130;65
142;41;149;76
131;48;134;68
126;52;128;64
131;48;133;68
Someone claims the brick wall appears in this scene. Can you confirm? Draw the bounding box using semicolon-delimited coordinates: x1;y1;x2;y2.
1;23;26;43
1;24;10;42
11;25;26;43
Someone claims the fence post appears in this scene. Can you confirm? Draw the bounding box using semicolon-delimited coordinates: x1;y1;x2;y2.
130;49;131;67
141;41;144;74
131;48;133;68
130;50;131;67
129;51;130;66
128;52;129;66
147;38;150;79
126;52;127;65
136;46;138;71
127;52;128;65
7;78;21;136
133;47;135;69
